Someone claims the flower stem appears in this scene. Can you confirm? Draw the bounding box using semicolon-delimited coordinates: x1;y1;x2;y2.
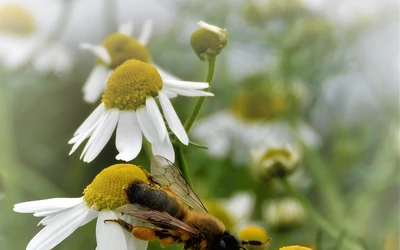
174;143;192;185
184;56;216;133
280;177;365;250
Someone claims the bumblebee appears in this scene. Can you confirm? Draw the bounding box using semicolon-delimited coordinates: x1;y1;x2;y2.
106;156;267;250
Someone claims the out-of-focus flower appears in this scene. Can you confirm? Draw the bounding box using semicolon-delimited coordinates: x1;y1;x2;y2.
238;225;269;250
263;197;305;230
81;21;177;103
192;110;320;163
221;192;255;231
250;139;301;181
279;245;312;250
14;163;149;250
190;20;227;61
69;59;213;163
0;4;40;69
32;42;74;76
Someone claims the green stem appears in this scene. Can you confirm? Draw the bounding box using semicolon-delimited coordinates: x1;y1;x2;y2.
174;143;191;185
280;177;365;250
184;56;216;133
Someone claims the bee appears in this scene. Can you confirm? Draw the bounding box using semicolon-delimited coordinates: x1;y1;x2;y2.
106;156;267;250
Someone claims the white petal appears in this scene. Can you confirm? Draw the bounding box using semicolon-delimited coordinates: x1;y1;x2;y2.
14;197;83;214
96;211;128;250
158;92;188;145
115;111;142;161
26;201;90;250
80;43;111;65
137;20;153;45
163;79;209;90
136;107;158;144
122;214;148;250
83;65;112;103
72;103;106;137
152;134;175;162
118;22;134;36
81;109;119;163
162;89;178;98
146;97;167;140
153;64;180;81
163;87;214;97
69;105;107;155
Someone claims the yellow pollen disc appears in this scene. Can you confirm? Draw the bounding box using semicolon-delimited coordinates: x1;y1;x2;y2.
279;246;312;250
102;59;163;111
0;5;35;35
262;148;291;161
238;225;269;243
99;33;150;68
83;164;150;210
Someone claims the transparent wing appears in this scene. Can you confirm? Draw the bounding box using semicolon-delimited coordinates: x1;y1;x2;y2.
118;203;200;235
150;156;208;212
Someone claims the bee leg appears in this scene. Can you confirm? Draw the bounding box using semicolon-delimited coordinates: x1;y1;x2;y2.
241;239;271;247
104;219;159;241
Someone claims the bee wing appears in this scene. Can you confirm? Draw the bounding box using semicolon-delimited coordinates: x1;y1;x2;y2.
150;156;208;212
118;203;200;235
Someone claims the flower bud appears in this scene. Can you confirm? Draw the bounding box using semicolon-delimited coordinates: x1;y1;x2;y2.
250;140;301;181
190;21;227;61
264;197;305;230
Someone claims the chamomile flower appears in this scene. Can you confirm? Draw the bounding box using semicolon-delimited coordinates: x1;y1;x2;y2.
13;163;150;250
0;4;40;69
81;21;176;103
69;59;212;163
32;42;74;76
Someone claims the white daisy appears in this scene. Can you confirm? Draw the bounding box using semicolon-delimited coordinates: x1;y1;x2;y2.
192;110;320;163
69;59;213;163
32;42;74;76
13;163;150;250
0;4;41;69
81;21;177;103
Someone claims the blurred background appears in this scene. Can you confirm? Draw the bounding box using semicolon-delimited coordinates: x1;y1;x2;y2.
0;0;398;249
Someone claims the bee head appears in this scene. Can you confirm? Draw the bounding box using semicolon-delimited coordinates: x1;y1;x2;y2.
211;232;241;250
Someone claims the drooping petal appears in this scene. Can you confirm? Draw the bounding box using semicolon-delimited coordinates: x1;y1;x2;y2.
162;89;178;98
136;107;158;144
72;103;106;137
146;97;167;140
162;87;214;97
69;107;108;155
96;211;128;250
158;92;188;145
137;20;153;45
118;22;134;36
81;109;120;163
80;43;111;65
82;65;112;103
26;200;91;250
115;111;142;161
152;133;175;162
163;79;209;90
39;207;99;227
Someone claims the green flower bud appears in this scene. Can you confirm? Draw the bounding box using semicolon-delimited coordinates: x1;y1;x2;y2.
264;197;305;230
190;21;227;61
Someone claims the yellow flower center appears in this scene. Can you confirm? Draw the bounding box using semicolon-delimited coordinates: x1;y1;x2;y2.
232;77;289;122
102;59;163;111
98;33;150;69
83;163;150;210
0;5;35;35
238;225;269;243
279;246;312;250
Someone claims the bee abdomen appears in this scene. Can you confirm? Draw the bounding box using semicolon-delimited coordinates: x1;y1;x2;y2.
126;182;185;219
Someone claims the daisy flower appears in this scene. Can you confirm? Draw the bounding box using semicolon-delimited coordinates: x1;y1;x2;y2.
69;59;213;163
81;21;176;103
0;3;41;69
13;163;150;250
